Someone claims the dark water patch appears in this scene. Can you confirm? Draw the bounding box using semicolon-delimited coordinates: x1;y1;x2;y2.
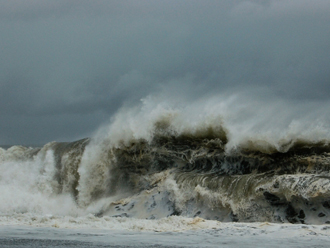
50;138;90;196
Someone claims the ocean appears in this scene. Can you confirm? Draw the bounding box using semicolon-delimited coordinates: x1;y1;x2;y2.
1;98;330;246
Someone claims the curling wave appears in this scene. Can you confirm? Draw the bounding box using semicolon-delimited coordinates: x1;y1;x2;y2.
1;96;330;225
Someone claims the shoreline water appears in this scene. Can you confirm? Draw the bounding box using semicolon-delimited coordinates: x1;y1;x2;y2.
1;222;330;248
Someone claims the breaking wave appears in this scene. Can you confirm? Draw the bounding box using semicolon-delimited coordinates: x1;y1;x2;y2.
2;94;330;226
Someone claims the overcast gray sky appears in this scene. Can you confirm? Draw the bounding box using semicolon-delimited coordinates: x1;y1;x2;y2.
1;0;330;145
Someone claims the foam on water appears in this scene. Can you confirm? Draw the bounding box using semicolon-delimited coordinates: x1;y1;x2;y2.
2;93;330;229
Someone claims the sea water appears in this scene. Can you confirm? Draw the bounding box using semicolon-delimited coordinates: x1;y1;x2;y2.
1;96;330;246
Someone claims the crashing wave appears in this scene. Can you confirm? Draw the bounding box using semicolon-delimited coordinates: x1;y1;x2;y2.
2;122;330;225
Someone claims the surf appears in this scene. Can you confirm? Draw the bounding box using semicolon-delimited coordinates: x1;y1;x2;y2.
1;93;330;225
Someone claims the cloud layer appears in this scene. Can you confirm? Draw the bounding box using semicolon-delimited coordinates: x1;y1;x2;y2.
1;0;330;144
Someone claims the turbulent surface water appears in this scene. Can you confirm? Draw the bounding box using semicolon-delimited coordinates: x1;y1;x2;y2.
2;96;330;227
1;122;330;226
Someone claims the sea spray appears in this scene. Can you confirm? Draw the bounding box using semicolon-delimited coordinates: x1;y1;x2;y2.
1;94;330;224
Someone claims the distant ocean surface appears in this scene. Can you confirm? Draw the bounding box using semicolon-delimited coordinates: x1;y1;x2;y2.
1;99;330;246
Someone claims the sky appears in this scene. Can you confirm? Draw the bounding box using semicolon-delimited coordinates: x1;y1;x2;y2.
0;0;330;145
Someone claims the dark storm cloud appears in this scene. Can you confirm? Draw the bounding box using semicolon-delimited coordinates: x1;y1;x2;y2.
0;0;77;20
0;0;330;144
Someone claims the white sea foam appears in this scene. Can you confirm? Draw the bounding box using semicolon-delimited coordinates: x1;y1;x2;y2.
0;145;82;217
92;92;330;154
1;216;330;248
2;92;330;232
